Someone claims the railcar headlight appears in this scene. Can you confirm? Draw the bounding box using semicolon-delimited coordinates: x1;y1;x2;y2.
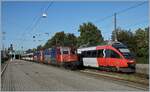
129;60;134;63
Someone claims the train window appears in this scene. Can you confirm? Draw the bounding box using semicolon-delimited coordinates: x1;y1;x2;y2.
105;49;121;58
97;50;103;58
86;51;90;57
81;51;86;57
63;51;69;54
57;49;61;54
91;50;97;57
82;51;91;57
70;49;76;54
82;50;98;57
110;50;121;58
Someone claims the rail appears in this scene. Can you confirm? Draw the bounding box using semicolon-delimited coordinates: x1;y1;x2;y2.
1;60;10;76
79;69;148;91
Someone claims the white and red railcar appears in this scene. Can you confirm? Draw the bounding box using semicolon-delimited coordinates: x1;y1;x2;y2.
77;41;136;72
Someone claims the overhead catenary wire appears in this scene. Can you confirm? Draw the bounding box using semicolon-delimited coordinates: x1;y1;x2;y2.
28;2;54;36
93;2;147;24
21;1;147;50
93;1;147;42
18;1;53;49
121;20;148;29
116;1;147;14
30;2;54;37
34;1;147;41
44;2;54;13
65;1;148;42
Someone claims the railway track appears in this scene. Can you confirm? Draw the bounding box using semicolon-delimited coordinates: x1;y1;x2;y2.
24;60;149;90
24;61;149;91
4;60;148;90
41;62;149;90
79;68;149;91
1;60;10;76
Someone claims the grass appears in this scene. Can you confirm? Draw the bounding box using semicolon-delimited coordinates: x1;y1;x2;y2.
84;68;149;85
96;71;149;85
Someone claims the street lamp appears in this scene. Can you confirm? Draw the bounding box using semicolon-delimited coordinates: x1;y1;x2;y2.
42;13;47;18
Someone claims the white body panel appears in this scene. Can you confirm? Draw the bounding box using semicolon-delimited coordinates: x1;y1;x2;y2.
83;58;98;67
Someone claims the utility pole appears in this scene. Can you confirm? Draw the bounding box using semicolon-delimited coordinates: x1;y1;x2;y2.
55;38;57;46
21;46;23;60
2;31;6;58
114;13;118;41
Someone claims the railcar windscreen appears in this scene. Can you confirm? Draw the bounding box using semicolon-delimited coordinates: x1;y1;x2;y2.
112;44;134;59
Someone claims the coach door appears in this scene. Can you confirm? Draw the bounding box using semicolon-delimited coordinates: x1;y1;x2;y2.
60;47;70;62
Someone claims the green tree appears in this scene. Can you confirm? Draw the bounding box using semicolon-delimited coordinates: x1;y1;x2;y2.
111;28;136;52
77;22;104;47
37;45;43;50
43;31;77;49
64;33;77;46
111;27;149;63
134;28;149;57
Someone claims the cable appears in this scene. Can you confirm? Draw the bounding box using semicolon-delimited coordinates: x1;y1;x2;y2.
44;2;54;13
20;2;53;46
94;14;114;23
30;2;53;37
116;2;147;14
120;20;148;28
24;1;53;37
93;2;147;24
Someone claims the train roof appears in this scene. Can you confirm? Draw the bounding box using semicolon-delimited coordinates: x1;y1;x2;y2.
77;45;110;54
22;53;33;56
77;41;127;54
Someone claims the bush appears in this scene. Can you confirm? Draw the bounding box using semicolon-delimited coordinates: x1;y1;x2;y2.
136;57;149;64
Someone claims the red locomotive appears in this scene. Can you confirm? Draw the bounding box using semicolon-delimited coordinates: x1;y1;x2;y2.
33;46;81;70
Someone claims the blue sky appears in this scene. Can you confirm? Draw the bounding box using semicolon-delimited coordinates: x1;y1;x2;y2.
2;1;149;50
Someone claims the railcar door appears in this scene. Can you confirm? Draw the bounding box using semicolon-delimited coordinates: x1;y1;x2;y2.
105;49;125;67
97;49;107;67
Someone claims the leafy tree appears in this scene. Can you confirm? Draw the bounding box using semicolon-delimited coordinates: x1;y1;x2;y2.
37;45;43;50
134;28;149;57
77;22;104;47
43;31;77;49
111;27;149;63
111;28;136;52
64;33;77;46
